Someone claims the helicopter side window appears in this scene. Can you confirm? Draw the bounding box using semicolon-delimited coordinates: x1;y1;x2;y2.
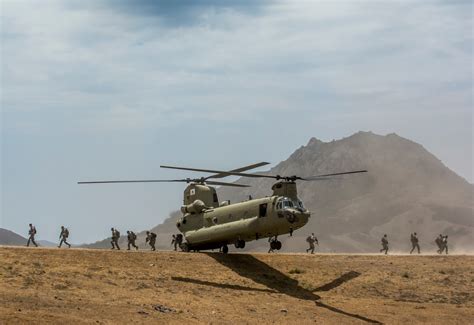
259;203;267;217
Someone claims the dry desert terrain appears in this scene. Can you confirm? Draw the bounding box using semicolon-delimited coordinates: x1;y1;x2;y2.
1;246;473;324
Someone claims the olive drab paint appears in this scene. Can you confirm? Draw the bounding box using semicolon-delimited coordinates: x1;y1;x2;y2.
176;182;311;251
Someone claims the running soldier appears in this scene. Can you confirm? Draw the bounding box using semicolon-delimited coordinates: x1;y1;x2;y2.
26;223;38;247
145;231;157;251
171;234;178;251
440;235;448;254
58;226;71;248
380;234;389;254
306;233;319;254
127;231;138;250
176;234;183;251
410;232;420;254
111;227;121;250
435;234;443;254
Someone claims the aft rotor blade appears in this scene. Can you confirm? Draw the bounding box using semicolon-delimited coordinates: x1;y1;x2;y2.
206;161;270;180
160;165;275;179
301;170;368;180
78;179;187;184
205;181;251;188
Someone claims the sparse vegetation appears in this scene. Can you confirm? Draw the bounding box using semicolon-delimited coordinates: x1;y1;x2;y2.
1;247;473;324
288;268;304;275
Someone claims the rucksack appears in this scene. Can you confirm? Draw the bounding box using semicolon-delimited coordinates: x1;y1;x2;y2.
33;227;37;235
306;236;311;243
115;230;120;238
151;233;157;239
64;228;69;238
132;232;137;240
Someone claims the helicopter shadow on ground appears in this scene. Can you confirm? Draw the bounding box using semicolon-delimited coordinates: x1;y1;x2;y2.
172;253;382;324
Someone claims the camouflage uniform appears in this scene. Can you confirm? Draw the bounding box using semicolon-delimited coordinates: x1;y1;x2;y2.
58;226;71;248
26;224;38;247
440;235;448;254
435;234;443;254
111;228;120;250
306;233;318;254
380;235;389;254
176;234;183;250
171;235;177;251
410;233;420;254
127;231;138;250
146;231;156;251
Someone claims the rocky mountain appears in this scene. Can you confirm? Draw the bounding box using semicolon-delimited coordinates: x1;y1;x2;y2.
218;132;473;253
84;132;473;253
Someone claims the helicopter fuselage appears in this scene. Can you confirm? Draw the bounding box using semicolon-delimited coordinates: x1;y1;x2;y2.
176;192;310;251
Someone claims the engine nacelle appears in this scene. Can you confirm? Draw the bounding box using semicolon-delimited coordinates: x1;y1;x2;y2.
181;199;206;214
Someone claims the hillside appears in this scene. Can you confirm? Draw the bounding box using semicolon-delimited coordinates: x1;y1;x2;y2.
0;228;60;248
82;210;182;250
83;132;473;253
216;132;473;253
0;228;27;246
1;247;473;324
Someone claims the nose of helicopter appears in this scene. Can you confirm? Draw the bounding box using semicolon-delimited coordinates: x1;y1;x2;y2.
284;208;310;226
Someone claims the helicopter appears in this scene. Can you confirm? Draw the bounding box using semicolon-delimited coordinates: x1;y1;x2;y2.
79;162;367;253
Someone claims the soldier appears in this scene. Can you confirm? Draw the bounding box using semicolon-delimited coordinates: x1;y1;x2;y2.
306;233;319;254
111;227;121;250
435;234;443;254
268;236;275;253
58;226;71;248
410;232;420;254
26;223;38;247
127;231;138;250
171;234;177;251
145;231;157;251
380;234;389;254
440;235;448;254
176;234;183;250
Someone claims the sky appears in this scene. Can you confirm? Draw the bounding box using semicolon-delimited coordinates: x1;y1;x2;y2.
1;0;472;243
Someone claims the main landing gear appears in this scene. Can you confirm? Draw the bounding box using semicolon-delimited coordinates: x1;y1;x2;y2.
221;244;229;254
269;236;282;252
235;239;246;249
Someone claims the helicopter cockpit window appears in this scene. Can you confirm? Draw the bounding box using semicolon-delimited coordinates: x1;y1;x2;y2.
282;199;294;208
277;198;294;209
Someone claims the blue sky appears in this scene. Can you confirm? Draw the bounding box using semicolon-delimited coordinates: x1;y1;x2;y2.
1;0;472;243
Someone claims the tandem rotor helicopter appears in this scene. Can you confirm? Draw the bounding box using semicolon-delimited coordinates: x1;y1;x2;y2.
79;162;367;253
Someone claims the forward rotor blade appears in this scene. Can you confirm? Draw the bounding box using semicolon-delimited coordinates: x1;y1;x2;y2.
78;179;187;184
160;165;275;179
206;161;270;180
301;170;368;180
205;181;251;188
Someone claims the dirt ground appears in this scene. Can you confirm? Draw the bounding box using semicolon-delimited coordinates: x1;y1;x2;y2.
1;246;473;324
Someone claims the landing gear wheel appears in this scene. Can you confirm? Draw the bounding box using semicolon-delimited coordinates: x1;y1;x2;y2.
275;240;282;250
270;240;277;250
235;240;245;249
222;245;229;254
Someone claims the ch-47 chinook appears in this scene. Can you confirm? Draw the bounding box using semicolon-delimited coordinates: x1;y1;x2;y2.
78;162;367;253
